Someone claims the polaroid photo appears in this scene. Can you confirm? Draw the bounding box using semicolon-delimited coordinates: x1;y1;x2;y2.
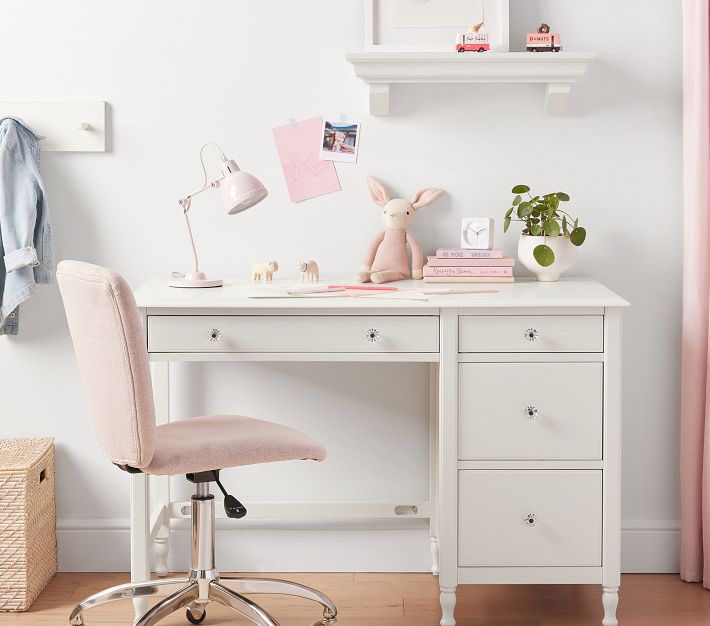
320;119;360;163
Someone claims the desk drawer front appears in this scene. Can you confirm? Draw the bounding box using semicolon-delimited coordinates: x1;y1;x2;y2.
148;315;439;353
459;315;603;353
458;470;602;567
459;363;603;460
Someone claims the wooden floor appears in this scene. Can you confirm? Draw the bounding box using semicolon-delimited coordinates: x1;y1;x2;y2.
2;573;710;625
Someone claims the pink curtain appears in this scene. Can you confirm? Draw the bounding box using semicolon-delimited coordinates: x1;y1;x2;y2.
682;0;710;586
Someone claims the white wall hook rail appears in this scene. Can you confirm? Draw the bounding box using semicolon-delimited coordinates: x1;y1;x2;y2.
0;101;106;151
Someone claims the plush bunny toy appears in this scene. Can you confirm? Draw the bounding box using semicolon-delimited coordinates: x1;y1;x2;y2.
357;177;444;284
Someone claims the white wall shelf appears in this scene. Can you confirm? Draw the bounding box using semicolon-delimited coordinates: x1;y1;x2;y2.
345;52;596;116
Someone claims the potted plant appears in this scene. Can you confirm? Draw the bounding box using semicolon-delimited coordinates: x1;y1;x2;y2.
503;185;587;282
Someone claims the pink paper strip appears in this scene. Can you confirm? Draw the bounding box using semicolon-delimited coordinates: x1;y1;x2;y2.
272;117;341;203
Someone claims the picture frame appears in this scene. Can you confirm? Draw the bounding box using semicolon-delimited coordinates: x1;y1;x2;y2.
365;0;509;52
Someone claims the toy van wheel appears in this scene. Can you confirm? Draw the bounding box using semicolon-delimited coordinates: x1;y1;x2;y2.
478;48;485;52
457;48;465;53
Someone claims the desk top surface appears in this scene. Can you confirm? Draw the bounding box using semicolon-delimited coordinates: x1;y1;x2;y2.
134;277;629;310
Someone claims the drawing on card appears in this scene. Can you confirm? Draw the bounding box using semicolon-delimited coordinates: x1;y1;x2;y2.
272;117;341;203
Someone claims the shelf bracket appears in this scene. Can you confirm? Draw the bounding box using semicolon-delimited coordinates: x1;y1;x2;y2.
369;84;391;116
545;83;573;116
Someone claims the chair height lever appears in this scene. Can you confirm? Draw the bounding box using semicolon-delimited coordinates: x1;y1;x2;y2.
212;471;247;519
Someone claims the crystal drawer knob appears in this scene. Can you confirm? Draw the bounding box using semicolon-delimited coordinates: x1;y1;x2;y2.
524;405;539;420
208;329;222;343
365;328;381;343
523;513;538;527
524;328;539;342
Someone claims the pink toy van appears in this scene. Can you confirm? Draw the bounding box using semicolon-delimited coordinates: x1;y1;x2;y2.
455;32;490;53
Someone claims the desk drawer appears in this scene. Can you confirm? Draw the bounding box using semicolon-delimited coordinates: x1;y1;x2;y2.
458;470;602;567
459;363;602;460
459;315;603;353
148;315;439;353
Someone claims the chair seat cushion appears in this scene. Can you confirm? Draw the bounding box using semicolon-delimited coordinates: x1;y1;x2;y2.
142;415;326;475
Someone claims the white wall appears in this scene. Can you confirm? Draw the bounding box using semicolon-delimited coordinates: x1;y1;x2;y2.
0;0;682;572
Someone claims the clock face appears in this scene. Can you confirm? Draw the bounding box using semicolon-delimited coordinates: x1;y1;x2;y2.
461;218;492;249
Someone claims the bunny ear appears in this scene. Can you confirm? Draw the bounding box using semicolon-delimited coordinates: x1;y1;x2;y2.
411;188;444;209
367;176;391;207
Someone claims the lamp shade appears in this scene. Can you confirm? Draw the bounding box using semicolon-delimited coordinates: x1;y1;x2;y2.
220;159;268;215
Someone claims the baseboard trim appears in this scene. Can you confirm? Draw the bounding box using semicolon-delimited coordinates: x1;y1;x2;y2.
57;518;682;573
621;519;680;573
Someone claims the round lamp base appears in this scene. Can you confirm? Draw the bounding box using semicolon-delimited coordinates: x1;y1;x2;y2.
168;272;223;288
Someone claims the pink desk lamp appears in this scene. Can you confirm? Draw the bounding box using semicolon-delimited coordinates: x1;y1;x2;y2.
170;143;268;288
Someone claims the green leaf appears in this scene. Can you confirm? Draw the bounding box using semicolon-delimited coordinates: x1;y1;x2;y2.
544;218;560;237
550;196;560;211
512;195;522;206
530;217;540;224
570;227;587;246
503;216;511;232
533;244;555;267
518;202;534;218
530;223;541;236
562;215;568;235
512;184;530;194
505;207;514;219
556;192;570;202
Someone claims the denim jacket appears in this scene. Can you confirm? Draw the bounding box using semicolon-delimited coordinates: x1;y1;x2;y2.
0;117;52;334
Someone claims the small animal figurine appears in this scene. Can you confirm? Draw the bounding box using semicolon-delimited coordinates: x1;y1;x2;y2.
298;260;320;282
357;177;444;284
252;261;279;282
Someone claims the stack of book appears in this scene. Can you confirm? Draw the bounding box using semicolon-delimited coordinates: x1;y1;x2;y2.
423;249;515;283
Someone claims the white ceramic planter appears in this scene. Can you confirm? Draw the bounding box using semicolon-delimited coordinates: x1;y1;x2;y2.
517;234;577;282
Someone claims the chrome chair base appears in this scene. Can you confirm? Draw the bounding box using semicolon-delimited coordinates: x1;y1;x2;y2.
69;482;337;626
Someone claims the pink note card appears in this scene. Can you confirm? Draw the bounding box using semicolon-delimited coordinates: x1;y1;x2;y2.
272;117;341;203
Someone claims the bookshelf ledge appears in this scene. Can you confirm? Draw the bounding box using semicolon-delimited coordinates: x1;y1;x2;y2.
345;51;596;116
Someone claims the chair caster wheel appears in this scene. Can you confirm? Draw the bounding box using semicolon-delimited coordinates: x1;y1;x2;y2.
311;612;337;626
186;606;206;625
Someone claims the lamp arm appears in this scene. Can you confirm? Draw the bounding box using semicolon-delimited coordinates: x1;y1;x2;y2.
173;143;229;278
178;174;226;211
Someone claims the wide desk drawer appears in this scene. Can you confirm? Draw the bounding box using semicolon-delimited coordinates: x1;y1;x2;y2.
458;470;602;567
459;315;603;353
459;363;603;460
148;315;439;353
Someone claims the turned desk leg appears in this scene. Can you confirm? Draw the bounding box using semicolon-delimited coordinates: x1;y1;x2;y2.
429;363;440;576
602;586;619;626
439;586;456;626
151;362;171;576
130;473;150;618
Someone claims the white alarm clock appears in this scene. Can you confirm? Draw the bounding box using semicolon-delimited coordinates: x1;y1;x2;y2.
461;217;493;250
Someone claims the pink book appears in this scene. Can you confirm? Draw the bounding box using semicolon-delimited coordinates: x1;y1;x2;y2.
423;276;514;283
427;256;515;267
424;266;513;278
436;249;503;259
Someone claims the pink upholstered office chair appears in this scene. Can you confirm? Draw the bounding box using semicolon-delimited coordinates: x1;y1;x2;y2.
57;261;337;626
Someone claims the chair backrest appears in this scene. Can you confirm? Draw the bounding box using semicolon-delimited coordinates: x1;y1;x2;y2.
57;261;155;469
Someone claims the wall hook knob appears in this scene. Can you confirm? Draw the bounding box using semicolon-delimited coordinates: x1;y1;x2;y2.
77;122;90;130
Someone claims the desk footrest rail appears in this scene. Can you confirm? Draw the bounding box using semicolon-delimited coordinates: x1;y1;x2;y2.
165;501;431;522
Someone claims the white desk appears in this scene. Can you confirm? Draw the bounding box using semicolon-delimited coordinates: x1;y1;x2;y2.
133;277;628;626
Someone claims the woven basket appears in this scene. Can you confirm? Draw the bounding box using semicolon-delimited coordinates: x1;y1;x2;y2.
0;438;57;611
